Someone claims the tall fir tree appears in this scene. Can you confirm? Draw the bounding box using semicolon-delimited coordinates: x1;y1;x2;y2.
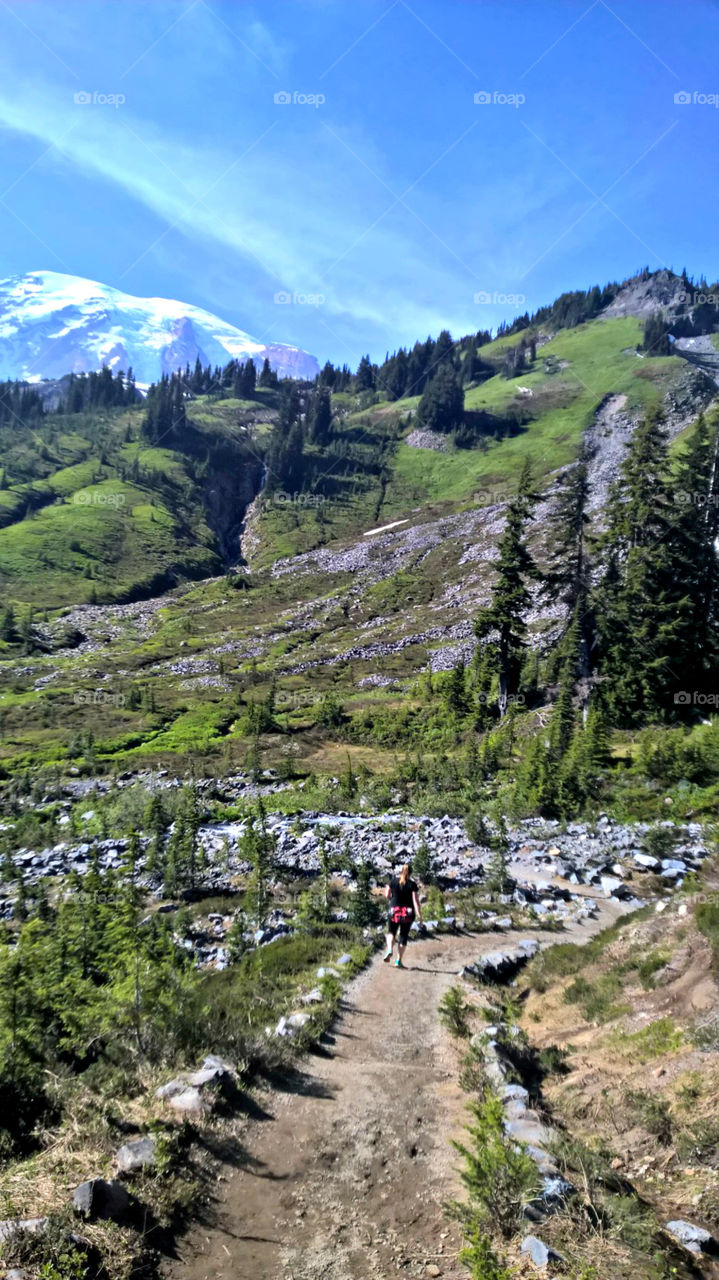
474;461;539;716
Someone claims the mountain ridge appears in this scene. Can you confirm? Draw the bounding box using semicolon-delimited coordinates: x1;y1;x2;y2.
0;269;320;385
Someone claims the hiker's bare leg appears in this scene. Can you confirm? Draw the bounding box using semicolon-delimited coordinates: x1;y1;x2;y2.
397;942;407;963
385;931;395;955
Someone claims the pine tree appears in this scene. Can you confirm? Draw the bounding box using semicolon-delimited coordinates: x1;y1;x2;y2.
308;386;332;445
666;409;719;697
417;364;464;433
144;792;168;875
543;460;592;691
350;861;375;926
474;461;539;715
413;837;433;885
242;800;276;928
355;354;375;391
0;604;16;642
593;407;687;723
258;357;277;387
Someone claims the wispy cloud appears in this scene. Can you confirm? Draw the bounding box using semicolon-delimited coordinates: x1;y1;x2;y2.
0;72;497;340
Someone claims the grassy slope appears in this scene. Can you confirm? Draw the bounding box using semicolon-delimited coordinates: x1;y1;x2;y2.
0;396;272;609
0;316;707;782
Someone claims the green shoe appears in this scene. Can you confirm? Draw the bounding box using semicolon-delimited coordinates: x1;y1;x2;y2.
394;958;404;968
383;949;393;963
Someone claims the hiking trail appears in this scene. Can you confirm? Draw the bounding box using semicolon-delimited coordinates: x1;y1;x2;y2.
164;906;623;1280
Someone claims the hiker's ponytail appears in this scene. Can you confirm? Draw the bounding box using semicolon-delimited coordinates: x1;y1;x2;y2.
398;862;410;887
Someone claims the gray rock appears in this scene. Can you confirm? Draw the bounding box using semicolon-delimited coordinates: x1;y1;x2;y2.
633;852;659;870
301;987;323;1004
115;1136;156;1173
520;1235;563;1268
336;953;353;966
666;1220;719;1255
73;1178;131;1222
0;1218;48;1243
155;1077;187;1100
464;942;537;984
167;1086;209;1116
274;1011;311;1038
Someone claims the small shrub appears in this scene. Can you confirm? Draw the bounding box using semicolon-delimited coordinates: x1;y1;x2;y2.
458;1047;488;1096
643;824;678;859
425;885;445;919
439;986;472;1038
695;900;719;968
458;1220;511;1280
625;1089;674;1144
452;1094;540;1237
636;949;671;989
611;1017;683;1062
563;974;629;1023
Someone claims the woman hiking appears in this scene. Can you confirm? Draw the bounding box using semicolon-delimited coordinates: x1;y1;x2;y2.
383;859;422;968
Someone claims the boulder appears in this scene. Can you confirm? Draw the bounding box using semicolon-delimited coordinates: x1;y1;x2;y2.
73;1178;132;1222
520;1235;564;1268
115;1136;157;1174
336;953;353;966
633;852;659;870
169;1086;210;1116
464;940;537;984
666;1220;719;1255
155;1077;188;1100
301;987;323;1004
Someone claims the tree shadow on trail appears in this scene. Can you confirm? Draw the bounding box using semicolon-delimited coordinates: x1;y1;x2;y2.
261;1062;336;1100
404;964;466;975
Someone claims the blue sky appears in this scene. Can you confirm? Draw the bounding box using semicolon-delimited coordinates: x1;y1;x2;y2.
0;0;717;367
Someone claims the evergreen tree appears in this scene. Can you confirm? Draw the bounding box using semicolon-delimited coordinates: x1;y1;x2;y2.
474;461;539;715
350;861;375;926
241;800;276;928
309;386;332;445
417;364;464;433
258;357;277;387
593;407;687;723
355;354;375;391
543;460;592;689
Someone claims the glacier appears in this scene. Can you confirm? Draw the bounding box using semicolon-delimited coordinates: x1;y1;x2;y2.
0;270;319;385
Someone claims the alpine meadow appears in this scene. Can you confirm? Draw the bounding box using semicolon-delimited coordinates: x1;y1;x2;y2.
1;5;719;1280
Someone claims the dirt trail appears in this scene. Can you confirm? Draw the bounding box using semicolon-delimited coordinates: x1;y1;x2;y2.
165;911;623;1280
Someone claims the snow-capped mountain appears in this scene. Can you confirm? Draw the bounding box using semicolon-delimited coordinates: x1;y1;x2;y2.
0;270;319;385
